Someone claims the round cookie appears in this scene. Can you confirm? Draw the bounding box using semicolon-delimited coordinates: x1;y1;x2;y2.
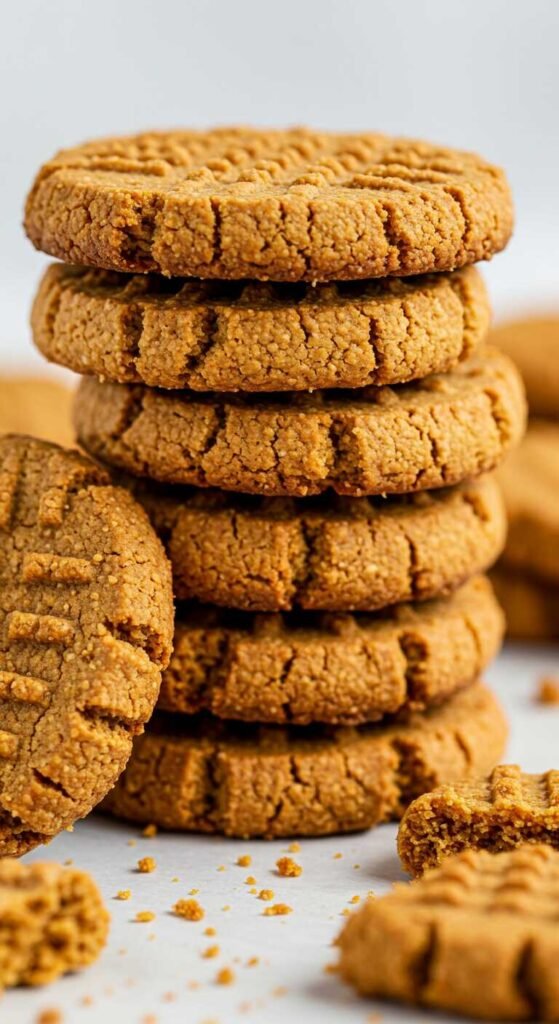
136;474;506;611
160;577;504;725
491;315;559;418
0;377;74;447
491;568;559;641
32;263;490;392
499;420;559;585
24;128;513;283
0;435;174;856
74;348;525;497
103;682;507;838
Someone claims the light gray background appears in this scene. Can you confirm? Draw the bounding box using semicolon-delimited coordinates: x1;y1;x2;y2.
1;0;559;373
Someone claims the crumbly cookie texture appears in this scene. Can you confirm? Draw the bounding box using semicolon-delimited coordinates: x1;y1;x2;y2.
0;859;109;988
74;348;525;497
32;263;490;392
491;316;559;418
499;420;559;585
0;435;174;855
491;568;559;640
134;474;506;611
398;764;559;876
24;128;514;282
160;577;503;724
0;378;73;447
338;844;559;1021
103;682;507;838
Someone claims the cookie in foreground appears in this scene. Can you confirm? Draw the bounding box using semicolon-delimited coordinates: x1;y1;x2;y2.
0;859;108;987
0;435;174;855
398;763;559;875
338;844;559;1021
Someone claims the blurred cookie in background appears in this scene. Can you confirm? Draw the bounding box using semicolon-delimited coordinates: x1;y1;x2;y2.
491;567;559;641
491;315;559;418
0;376;74;446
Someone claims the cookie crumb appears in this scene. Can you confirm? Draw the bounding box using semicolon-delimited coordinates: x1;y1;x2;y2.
202;944;220;959
349;895;361;905
333;852;343;860
162;992;176;1003
188;888;200;895
171;877;179;883
204;926;217;936
536;676;559;704
36;1012;62;1024
237;854;252;867
135;911;155;923
276;856;302;878
246;956;259;967
249;887;257;895
288;842;301;853
137;857;157;873
272;986;287;997
126;839;137;847
142;823;158;838
263;903;292;916
216;967;235;986
258;889;274;901
245;875;257;885
173;898;205;921
341;908;351;917
116;889;131;900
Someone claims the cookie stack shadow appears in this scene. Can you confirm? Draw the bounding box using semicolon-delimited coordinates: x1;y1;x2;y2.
25;127;527;838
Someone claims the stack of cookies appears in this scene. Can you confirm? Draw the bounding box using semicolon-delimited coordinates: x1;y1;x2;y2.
25;128;526;837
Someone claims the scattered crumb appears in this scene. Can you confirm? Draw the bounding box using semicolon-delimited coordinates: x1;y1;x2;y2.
222;904;231;912
162;992;176;1003
81;995;94;1006
127;839;137;847
217;865;226;872
245;875;257;885
188;888;200;896
341;908;351;917
118;948;127;956
237;854;252;867
288;841;301;853
63;859;73;866
349;895;361;905
263;903;293;917
246;956;260;967
142;823;158;838
186;980;200;991
135;911;156;923
324;962;338;975
333;852;343;860
367;890;375;899
148;933;156;942
36;1012;62;1024
137;856;157;874
141;1016;158;1024
536;676;559;704
366;1014;383;1023
272;986;287;997
204;926;217;936
258;889;274;901
202;944;220;959
216;967;235;986
276;856;302;878
249;887;257;895
173;898;205;921
115;889;131;901
353;864;361;870
171;877;179;883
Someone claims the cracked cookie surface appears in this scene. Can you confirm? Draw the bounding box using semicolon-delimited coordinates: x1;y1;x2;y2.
398;764;559;876
338;844;559;1021
32;263;490;392
103;681;507;837
74;348;525;497
0;435;174;855
24;128;513;282
160;577;503;724
0;858;109;987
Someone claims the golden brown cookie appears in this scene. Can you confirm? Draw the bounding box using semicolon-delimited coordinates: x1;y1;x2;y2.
32;263;490;392
103;682;507;837
398;764;559;876
135;473;506;611
160;577;503;724
0;378;73;447
74;348;525;497
0;859;109;987
24;128;513;282
338;844;559;1021
0;435;174;856
491;315;559;417
491;568;559;640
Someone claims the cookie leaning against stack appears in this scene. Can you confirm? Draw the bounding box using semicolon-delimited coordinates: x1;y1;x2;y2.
25;127;525;837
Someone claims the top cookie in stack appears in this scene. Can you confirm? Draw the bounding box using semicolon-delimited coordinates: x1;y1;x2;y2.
25;128;524;838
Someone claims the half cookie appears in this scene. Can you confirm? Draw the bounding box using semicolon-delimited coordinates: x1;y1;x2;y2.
103;682;507;838
24;128;513;282
32;264;490;392
0;436;174;855
74;348;525;496
160;577;503;724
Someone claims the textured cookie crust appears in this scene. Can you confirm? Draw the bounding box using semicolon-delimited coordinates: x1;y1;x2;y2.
24;128;514;282
0;859;109;987
491;316;559;418
74;349;525;497
32;263;490;392
0;378;73;448
136;473;506;611
0;436;174;856
491;568;559;640
500;420;559;585
103;682;507;837
338;845;559;1021
398;764;559;876
160;577;503;724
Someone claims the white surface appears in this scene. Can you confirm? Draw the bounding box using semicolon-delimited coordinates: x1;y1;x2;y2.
4;642;558;1024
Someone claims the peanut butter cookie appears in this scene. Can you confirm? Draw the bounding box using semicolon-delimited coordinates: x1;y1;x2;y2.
0;435;174;855
103;682;507;837
491;568;559;640
160;577;503;724
0;859;109;987
32;263;490;392
24;128;513;282
0;378;73;447
74;348;525;497
338;845;559;1020
491;315;559;418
